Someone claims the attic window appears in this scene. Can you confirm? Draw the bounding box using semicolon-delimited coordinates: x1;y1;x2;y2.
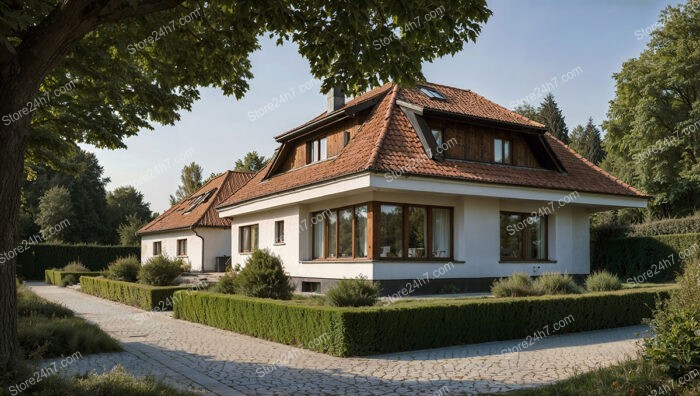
184;189;215;214
419;86;446;101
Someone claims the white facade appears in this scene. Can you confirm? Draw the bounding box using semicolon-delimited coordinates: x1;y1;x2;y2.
222;173;646;285
140;227;230;272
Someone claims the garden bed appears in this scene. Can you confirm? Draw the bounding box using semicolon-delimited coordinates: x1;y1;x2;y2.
173;286;674;357
80;276;190;310
45;269;101;286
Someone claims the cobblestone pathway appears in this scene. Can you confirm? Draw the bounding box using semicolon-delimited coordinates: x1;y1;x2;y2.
28;283;647;395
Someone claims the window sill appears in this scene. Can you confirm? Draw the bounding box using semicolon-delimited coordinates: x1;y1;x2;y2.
499;260;557;264
301;259;466;264
302;259;373;264
273;242;286;246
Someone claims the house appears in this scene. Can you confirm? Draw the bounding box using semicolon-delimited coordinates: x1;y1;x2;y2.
216;82;647;294
137;170;254;272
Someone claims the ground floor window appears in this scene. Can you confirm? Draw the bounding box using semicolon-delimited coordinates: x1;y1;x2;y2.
378;203;452;260
239;224;259;253
176;239;187;256
274;220;285;244
312;204;368;259
153;241;162;256
500;212;547;261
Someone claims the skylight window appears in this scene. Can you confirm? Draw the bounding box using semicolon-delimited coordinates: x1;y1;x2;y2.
184;189;215;214
419;86;446;101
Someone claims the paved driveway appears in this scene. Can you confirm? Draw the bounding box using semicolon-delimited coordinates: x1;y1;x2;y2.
28;283;647;395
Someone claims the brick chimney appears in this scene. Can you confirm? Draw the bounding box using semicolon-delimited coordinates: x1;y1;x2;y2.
326;87;344;112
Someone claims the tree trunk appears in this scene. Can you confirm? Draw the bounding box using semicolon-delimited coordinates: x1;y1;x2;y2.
0;86;32;373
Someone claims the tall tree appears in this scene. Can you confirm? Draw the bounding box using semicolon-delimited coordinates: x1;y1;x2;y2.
106;186;151;243
603;3;700;218
234;151;267;173
117;213;145;246
0;0;491;374
570;118;605;165
537;93;569;143
35;185;73;242
169;162;203;205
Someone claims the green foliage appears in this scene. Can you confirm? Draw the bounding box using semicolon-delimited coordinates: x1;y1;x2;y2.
593;233;700;281
44;269;102;286
585;271;622;292
538;93;569;143
17;283;120;359
603;3;700;218
215;271;238;294
326;277;380;307
35;185;73;242
645;259;700;377
138;256;184;286
117;214;146;246
438;284;460;294
570;118;605;164
80;276;189;310
594;215;700;240
17;244;139;280
234;151;267;172
533;273;582;295
105;256;141;282
174;287;671;357
513;103;539;121
491;273;538;297
62;261;88;272
234;249;294;300
60;274;78;287
169;162;203;206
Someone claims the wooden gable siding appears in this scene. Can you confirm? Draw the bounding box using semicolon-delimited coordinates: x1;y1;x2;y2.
429;118;543;168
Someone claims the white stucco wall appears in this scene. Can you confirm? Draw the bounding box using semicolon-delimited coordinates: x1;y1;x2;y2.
140;230;201;271
198;227;232;272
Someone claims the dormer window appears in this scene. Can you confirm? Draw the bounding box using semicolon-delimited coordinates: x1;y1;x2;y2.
431;129;443;146
308;137;327;164
343;131;351;147
184;189;215;214
419;86;446;101
494;138;512;164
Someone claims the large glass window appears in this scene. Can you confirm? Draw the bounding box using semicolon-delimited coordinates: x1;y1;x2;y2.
379;205;403;258
240;224;258;253
408;207;427;258
312;204;368;259
431;208;451;258
500;213;547;261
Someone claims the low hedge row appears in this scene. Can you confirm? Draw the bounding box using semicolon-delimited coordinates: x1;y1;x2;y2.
80;276;190;310
592;215;700;240
45;269;101;286
593;233;700;281
173;287;673;357
17;244;139;280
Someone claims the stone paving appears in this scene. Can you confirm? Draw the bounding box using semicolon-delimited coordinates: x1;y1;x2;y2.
28;283;649;395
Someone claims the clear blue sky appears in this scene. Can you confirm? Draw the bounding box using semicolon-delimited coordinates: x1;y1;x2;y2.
83;0;672;213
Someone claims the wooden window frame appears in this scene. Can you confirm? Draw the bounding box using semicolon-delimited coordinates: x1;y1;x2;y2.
239;224;259;254
153;241;162;256
494;138;513;164
307;137;328;164
274;220;285;244
176;239;187;257
374;202;454;261
499;211;549;262
311;203;372;261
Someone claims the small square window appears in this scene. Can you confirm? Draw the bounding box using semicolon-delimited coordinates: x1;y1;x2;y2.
275;220;285;244
176;239;187;256
301;281;321;293
153;241;162;256
494;138;512;164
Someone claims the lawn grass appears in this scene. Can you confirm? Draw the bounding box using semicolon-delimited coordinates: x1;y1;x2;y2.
506;358;700;396
17;281;121;359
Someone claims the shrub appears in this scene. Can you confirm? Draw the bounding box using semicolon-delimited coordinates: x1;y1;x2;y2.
585;271;622;292
326;276;380;307
138;256;184;286
17;244;140;280
60;274;78;287
174;287;672;357
106;256;141;282
234;249;294;300
644;259;700;377
80;276;189;310
63;261;89;272
438;284;460;294
44;269;101;286
215;271;238;294
491;273;538;297
533;273;581;295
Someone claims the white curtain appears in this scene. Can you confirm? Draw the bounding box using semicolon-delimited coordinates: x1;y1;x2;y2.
432;209;450;258
313;218;324;258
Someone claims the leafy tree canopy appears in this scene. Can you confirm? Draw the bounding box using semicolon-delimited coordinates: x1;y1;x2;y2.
603;3;700;218
170;162;203;205
234;151;267;173
35;185;73;242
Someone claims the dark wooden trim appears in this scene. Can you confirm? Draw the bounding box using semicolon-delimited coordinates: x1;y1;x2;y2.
499;211;548;261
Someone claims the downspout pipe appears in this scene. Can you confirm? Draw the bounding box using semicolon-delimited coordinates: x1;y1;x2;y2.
191;226;205;273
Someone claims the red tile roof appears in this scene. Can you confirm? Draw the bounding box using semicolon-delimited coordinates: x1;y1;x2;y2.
138;171;254;235
219;82;645;209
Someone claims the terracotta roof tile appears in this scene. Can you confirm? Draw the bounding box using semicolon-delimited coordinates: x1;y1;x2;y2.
138;171;254;235
218;82;645;209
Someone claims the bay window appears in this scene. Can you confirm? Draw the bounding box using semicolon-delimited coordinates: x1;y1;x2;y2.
312;204;368;259
378;203;452;260
500;212;547;261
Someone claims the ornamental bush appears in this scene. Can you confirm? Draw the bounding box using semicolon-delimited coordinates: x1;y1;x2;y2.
533;273;582;295
63;261;89;272
138;256;184;286
234;249;294;300
585;271;622;292
105;255;141;282
215;270;238;294
326;276;380;307
491;273;538;297
60;274;78;287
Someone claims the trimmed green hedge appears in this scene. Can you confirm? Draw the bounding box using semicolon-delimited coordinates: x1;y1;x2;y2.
173;287;673;357
592;215;700;240
593;233;700;281
17;244;140;280
45;269;101;286
80;277;189;310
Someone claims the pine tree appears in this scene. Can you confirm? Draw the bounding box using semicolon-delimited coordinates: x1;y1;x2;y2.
570;118;605;165
537;93;569;143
